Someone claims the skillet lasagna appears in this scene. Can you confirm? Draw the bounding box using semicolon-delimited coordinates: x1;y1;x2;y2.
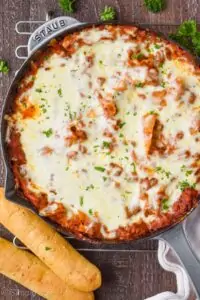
6;25;200;241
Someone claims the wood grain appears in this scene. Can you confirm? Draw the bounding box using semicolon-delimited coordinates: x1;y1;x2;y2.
0;0;199;299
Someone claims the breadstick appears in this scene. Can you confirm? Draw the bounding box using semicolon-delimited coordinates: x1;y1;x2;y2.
0;188;101;292
0;237;94;300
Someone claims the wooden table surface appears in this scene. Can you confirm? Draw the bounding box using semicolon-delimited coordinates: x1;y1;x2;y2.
0;0;199;299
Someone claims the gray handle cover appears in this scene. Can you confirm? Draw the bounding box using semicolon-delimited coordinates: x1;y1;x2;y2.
28;16;83;55
159;224;200;299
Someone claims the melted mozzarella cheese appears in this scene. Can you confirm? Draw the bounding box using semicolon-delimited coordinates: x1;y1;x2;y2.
8;27;200;239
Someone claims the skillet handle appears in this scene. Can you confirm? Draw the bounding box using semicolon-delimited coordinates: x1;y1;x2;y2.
27;16;83;55
158;223;200;299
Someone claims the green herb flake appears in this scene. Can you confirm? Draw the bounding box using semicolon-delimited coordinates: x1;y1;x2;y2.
36;88;42;93
135;82;144;88
144;0;165;13
149;110;158;115
119;122;126;129
181;165;193;177
100;6;116;21
0;59;9;74
42;108;47;113
43;128;53;137
94;166;105;172
86;184;95;191
178;180;196;191
161;198;170;211
102;141;111;148
58;88;63;97
154;44;161;49
155;166;171;179
65;166;69;171
159;62;164;68
103;176;107;182
45;247;51;251
131;162;137;173
80;196;84;206
132;53;145;60
161;81;166;88
88;209;93;215
185;170;193;176
59;0;75;13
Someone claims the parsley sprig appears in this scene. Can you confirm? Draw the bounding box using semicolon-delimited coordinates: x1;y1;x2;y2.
144;0;165;13
100;6;116;21
0;59;9;74
59;0;75;13
170;20;200;56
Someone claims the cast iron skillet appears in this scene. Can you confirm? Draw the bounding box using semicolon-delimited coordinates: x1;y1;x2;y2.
1;16;200;297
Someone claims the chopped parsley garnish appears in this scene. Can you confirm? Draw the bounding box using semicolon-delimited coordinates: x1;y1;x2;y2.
144;0;165;13
133;112;138;116
169;20;200;56
155;166;171;179
40;104;47;114
65;166;69;171
31;76;36;81
88;209;93;215
119;122;126;129
161;198;170;211
161;81;166;88
80;196;84;206
94;166;105;172
159;62;164;68
119;133;124;138
36;88;42;93
58;88;63;97
181;165;193;177
103;176;107;181
41;108;47;113
178;180;196;191
43;128;53;137
132;53;145;60
86;184;95;191
102;141;111;148
0;59;9;74
154;44;161;49
149;110;158;115
135;82;144;88
45;247;51;251
100;6;116;21
131;162;137;173
59;0;75;13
